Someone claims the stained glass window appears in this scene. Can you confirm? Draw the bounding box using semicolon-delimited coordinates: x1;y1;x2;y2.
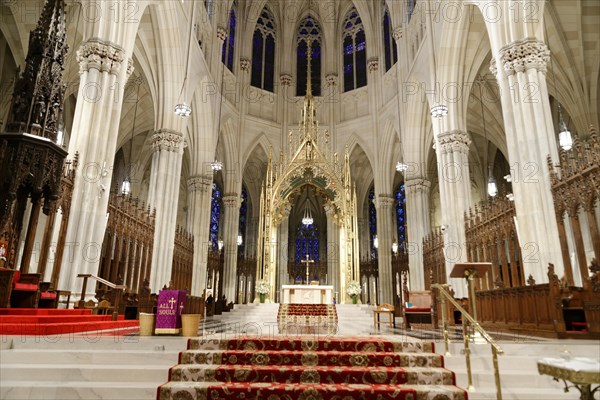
210;183;222;250
369;188;377;259
395;184;406;248
221;2;236;71
342;9;367;92
296;16;322;97
383;7;398;71
407;0;416;22
238;186;248;253
251;7;276;92
295;223;319;263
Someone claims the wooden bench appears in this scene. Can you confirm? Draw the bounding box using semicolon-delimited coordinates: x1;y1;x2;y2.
403;290;434;330
373;303;395;330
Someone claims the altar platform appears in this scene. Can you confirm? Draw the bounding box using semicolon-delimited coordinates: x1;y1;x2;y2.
281;285;334;304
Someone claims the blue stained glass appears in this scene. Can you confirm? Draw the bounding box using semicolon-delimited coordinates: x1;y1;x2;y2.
238;187;248;253
295;223;319;263
369;188;377;259
395;184;407;247
210;183;222;250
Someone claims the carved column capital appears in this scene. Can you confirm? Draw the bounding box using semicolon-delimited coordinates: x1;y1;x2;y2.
77;38;126;76
436;130;471;155
324;203;336;217
280;74;293;86
499;38;550;76
367;58;379;72
489;57;498;79
405;178;432;193
240;58;251;72
392;27;403;41
222;194;239;208
325;74;338;87
151;129;185;153
216;27;228;41
377;195;395;209
187;175;212;193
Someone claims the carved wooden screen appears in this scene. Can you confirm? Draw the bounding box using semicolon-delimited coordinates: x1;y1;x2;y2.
171;225;194;291
423;229;445;289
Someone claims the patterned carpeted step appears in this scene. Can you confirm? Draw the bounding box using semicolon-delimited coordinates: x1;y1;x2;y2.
168;364;455;385
187;337;434;353
158;381;468;400
179;350;444;368
158;337;467;400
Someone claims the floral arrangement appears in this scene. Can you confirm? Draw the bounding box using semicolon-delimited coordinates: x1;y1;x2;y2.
346;281;362;297
255;280;270;295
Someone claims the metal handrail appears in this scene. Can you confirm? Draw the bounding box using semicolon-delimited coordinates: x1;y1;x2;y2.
432;283;503;400
76;274;127;321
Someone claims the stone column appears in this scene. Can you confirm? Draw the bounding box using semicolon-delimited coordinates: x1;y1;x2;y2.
221;194;240;303
490;38;563;282
59;39;134;293
376;195;395;305
187;175;213;296
325;204;340;294
434;130;472;298
147;129;185;292
404;178;431;290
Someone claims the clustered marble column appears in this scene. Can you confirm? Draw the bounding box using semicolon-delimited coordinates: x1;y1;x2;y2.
186;175;213;296
147;129;185;292
490;38;563;282
277;209;291;301
221;194;240;303
404;178;431;290
59;39;134;293
434;130;472;298
376;195;395;304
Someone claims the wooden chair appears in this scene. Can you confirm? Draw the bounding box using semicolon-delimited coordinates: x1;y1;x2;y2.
95;300;115;315
10;271;41;308
373;303;395;330
403;290;434;330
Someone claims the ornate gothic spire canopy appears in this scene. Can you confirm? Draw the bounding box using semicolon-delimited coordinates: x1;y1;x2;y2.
5;0;68;141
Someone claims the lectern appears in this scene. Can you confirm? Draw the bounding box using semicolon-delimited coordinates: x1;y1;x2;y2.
450;262;491;323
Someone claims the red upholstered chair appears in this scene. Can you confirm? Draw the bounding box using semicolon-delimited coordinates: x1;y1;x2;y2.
10;271;41;308
38;282;58;308
403;290;434;330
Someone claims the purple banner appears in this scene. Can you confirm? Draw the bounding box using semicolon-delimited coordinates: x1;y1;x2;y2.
155;290;186;334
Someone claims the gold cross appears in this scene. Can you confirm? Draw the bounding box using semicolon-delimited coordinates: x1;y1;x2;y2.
302;254;314;284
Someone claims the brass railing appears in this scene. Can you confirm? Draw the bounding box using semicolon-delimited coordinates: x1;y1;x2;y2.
76;274;127;321
432;284;504;400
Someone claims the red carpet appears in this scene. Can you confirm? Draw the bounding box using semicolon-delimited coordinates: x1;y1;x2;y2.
158;337;468;400
0;308;139;336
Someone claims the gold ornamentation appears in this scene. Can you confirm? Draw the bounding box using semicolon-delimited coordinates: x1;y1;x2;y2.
300;369;321;383
298;388;323;400
250;352;270;366
301;352;319;366
349;354;368;367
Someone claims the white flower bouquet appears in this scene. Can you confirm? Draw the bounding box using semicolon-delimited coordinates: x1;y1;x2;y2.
346;281;362;297
255;280;270;294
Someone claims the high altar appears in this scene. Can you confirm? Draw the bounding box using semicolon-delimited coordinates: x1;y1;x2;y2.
281;285;334;304
254;39;360;304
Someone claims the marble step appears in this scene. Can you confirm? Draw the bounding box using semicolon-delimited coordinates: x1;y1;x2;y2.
459;387;579;400
0;349;180;365
5;336;189;351
0;364;169;382
0;380;159;400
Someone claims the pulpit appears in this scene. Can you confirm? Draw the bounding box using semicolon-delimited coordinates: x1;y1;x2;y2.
281;285;333;304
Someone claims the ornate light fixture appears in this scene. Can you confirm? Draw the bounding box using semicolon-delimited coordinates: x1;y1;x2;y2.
218;239;224;251
237;234;243;246
210;159;223;171
557;104;573;151
478;77;497;198
396;161;409;173
122;76;142;195
392;240;398;254
487;168;498;198
302;186;314;226
373;235;379;249
173;1;197;117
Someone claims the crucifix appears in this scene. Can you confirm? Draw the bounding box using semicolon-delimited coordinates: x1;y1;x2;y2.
302;254;314;285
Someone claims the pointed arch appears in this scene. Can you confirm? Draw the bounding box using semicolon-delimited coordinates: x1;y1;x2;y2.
296;15;322;96
342;7;367;92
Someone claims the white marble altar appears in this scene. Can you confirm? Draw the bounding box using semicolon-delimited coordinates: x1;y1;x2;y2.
281;285;334;304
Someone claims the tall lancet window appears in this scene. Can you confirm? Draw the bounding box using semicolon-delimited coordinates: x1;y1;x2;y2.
383;7;398;71
210;183;222;250
395;184;406;248
222;2;237;71
251;7;276;92
342;8;367;92
296;16;322;96
369;188;377;260
295;223;319;263
407;0;416;22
